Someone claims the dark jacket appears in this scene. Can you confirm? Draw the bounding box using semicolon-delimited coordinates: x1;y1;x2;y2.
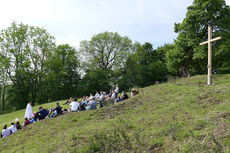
121;94;129;100
36;109;49;120
53;105;62;114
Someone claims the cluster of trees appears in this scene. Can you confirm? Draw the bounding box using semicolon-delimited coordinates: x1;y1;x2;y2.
0;0;230;112
0;22;81;111
165;0;230;76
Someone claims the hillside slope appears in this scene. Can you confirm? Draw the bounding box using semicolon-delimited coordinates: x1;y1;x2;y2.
0;74;230;153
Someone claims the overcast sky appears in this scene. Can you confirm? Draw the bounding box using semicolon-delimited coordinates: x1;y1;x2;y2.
0;0;229;49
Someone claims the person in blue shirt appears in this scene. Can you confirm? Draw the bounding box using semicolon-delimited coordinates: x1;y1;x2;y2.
86;97;97;110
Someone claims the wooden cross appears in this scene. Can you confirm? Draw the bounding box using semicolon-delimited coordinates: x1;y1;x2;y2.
200;26;222;85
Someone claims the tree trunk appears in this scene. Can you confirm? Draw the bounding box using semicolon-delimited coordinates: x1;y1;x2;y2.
179;66;190;77
1;84;6;111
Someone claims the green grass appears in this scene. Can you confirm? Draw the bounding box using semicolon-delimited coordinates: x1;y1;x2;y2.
1;74;230;153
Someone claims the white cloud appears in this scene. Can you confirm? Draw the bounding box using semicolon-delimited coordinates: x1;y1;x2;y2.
226;0;230;5
136;0;145;13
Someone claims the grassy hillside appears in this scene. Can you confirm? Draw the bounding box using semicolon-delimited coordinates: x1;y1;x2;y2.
1;74;230;153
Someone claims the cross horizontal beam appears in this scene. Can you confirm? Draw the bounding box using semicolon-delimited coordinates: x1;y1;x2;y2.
200;36;222;46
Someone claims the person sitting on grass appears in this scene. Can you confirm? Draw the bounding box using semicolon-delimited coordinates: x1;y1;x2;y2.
80;96;88;106
105;91;112;101
120;91;129;101
35;106;49;121
79;100;86;111
89;93;94;100
63;100;70;105
29;113;38;124
107;90;112;98
115;84;119;98
69;97;72;103
48;102;63;118
23;118;31;127
86;97;97;110
99;91;105;108
2;124;11;138
69;98;79;112
8;122;17;134
62;108;68;113
131;88;139;97
94;91;100;100
63;97;73;105
110;90;116;103
16;121;22;130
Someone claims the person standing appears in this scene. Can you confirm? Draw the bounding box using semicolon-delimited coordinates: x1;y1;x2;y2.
25;101;33;120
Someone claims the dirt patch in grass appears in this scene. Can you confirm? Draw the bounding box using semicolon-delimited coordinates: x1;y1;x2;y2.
213;122;229;139
206;97;223;105
219;112;230;120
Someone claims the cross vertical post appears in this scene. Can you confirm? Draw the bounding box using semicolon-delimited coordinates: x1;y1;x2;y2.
208;26;212;85
200;26;222;86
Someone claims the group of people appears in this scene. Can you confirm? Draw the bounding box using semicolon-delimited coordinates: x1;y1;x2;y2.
1;122;22;138
1;84;139;139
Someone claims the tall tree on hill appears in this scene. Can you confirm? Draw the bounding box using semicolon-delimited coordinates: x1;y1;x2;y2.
168;0;230;77
79;31;132;71
79;31;132;93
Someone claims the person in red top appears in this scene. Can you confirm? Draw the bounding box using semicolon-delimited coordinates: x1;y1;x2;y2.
23;118;30;127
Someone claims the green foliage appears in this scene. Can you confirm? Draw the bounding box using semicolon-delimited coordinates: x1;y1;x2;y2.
0;22;82;110
79;31;132;70
119;42;168;89
45;44;81;100
0;22;56;109
169;0;230;76
80;69;112;95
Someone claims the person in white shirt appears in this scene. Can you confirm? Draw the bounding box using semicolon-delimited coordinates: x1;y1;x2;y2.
2;124;11;138
8;122;17;134
25;101;33;120
89;93;94;100
94;91;100;100
99;92;105;101
99;91;106;108
69;98;79;112
111;90;116;99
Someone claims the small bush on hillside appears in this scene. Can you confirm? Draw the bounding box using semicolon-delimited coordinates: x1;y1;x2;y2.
86;119;145;153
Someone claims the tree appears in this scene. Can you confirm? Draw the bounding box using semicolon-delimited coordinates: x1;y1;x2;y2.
0;22;55;109
0;54;9;111
170;0;230;77
119;42;168;89
45;44;81;101
80;69;112;96
79;31;133;71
